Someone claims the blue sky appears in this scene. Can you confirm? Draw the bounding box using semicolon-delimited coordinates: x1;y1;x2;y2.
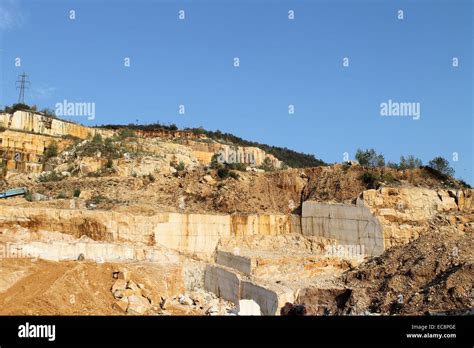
0;0;472;182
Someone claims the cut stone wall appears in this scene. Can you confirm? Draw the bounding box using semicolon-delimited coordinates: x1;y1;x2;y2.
0;204;298;258
0;111;113;139
301;201;384;256
203;264;295;315
216;251;254;275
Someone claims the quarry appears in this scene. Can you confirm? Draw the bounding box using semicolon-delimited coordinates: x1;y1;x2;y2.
0;110;472;316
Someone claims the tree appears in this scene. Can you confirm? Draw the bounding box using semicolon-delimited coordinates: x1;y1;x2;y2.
399;155;422;170
428;157;454;177
355;148;385;167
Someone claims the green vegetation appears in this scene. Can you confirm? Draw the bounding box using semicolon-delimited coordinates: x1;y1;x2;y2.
427;156;454;177
457;179;471;189
24;190;33;202
106;158;114;169
360;172;380;189
217;167;230;179
73;188;81;197
258;157;276;172
388;155;422;170
170;160;186;172
1;103;57;118
43;141;58;160
91;194;108;204
100;122;178;132
355;148;385;167
360;171;399;189
75;134;123;160
229;171;240;180
118;129;137;139
91;133;103;145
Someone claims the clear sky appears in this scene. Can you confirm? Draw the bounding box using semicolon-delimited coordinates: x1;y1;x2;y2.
0;0;472;183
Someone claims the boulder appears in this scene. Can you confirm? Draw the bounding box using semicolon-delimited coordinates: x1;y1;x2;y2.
127;295;151;315
123;288;141;297
202;175;215;184
111;279;127;293
113;270;130;281
113;289;124;299
113;298;129;312
31;193;48;202
238;299;261;316
178;294;193;306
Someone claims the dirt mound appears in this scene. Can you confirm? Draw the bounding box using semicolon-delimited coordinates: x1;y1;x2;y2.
339;228;473;315
0;259;185;315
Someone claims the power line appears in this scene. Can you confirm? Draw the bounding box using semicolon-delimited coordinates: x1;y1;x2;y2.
16;72;30;104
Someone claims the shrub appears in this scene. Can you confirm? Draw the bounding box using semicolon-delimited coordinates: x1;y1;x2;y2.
428;157;454;177
360;172;380;189
106;158;114;169
91;133;103;145
176;161;185;172
399;155;422;170
147;173;156;182
380;172;398;185
118;129;136;139
259;157;276;172
217;167;230;179
227;162;247;171
229;171;240;180
73;188;81;197
210;153;221;169
91;194;107;203
24;190;33;202
43;141;58;160
457;179;471;189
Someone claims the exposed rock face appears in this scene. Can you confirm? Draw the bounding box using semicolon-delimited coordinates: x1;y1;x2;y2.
176;139;282;168
0;111;112;139
358;187;473;249
0;130;71;173
0;204;300;258
301;201;384;256
0;111;112;174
